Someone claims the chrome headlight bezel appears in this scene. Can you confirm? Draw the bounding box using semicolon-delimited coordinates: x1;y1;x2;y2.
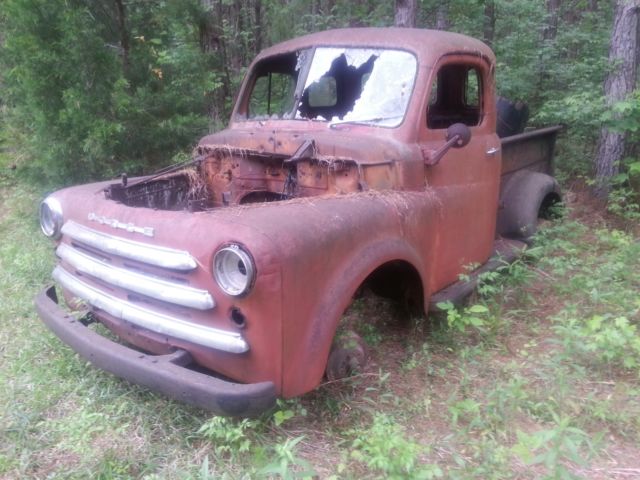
39;197;63;239
213;244;255;297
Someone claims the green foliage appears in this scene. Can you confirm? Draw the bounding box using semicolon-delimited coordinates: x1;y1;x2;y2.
602;90;640;218
512;415;595;480
197;417;257;455
273;398;308;427
258;436;317;480
608;179;640;221
533;221;640;377
603;90;640;136
448;398;481;427
555;314;640;373
349;414;443;479
438;301;491;333
0;0;218;185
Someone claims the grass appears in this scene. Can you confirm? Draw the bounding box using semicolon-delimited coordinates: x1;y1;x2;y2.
1;165;639;479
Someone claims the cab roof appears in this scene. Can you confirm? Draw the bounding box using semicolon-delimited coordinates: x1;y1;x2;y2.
254;28;495;67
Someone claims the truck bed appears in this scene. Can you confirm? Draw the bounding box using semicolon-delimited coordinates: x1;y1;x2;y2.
500;125;563;182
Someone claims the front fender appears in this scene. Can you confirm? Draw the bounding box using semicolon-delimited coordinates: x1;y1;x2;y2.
284;237;426;397
230;191;439;397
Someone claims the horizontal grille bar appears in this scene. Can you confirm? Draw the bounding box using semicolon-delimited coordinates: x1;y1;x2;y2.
57;243;214;310
53;266;248;354
62;221;197;271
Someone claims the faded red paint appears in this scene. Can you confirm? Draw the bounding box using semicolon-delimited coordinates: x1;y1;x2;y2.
39;28;561;402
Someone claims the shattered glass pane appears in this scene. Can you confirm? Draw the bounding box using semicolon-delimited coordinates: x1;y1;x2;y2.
304;48;383;86
242;47;417;127
296;48;417;127
295;49;310;72
340;51;416;126
344;49;383;69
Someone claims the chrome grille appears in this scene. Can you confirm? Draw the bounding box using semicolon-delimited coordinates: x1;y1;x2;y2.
57;243;214;310
54;221;249;353
62;221;197;271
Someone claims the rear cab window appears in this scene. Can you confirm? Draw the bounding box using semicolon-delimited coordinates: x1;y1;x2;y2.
427;63;483;130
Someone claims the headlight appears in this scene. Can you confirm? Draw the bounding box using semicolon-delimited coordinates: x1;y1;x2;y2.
213;244;255;296
39;197;63;238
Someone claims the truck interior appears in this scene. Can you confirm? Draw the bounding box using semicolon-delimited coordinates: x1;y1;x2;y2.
427;64;482;129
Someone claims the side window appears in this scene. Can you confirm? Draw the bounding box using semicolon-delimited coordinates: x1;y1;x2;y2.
465;68;480;107
249;73;296;118
246;52;299;119
427;64;483;129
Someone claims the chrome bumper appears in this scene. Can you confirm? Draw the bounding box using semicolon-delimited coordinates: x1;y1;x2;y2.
53;267;248;354
35;286;275;416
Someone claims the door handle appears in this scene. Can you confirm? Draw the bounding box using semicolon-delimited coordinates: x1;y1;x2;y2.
486;147;500;156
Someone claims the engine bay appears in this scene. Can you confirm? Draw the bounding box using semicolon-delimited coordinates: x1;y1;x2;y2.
104;142;364;211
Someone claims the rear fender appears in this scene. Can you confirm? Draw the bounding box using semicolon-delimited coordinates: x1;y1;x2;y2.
497;171;560;240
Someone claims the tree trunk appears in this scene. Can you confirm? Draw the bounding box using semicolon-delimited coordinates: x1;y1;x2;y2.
114;0;130;76
483;0;496;47
595;0;640;195
543;0;561;41
436;3;450;30
254;0;262;54
395;0;417;28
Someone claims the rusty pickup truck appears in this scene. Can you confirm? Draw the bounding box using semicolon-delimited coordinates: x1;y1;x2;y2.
35;28;562;416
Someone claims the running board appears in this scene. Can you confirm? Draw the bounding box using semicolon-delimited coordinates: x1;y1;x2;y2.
428;238;527;311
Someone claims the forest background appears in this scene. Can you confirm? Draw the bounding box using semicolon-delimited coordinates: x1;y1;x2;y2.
0;0;638;217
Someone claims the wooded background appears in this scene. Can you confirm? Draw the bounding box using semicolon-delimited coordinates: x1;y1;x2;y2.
0;0;638;212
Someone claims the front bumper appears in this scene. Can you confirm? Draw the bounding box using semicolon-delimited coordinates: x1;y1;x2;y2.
35;286;276;417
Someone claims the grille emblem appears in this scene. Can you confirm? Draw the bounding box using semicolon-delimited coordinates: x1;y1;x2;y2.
88;213;155;237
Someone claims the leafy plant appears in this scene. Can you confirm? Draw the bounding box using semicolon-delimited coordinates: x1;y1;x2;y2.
512;414;596;480
555;314;640;373
197;417;258;455
438;301;491;333
0;0;218;185
349;414;443;479
606;157;640;221
273;398;307;427
258;436;317;480
448;398;481;428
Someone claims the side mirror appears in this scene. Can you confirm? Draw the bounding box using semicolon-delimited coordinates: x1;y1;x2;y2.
423;123;472;166
446;123;471;148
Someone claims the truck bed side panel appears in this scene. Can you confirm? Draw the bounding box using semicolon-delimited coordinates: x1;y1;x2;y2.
500;125;563;185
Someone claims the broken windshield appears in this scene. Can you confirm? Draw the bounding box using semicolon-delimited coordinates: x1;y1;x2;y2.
244;47;417;128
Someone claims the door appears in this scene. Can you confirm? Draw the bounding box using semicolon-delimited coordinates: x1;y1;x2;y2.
419;55;501;291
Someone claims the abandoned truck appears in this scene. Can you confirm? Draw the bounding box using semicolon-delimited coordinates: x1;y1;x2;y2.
35;28;562;416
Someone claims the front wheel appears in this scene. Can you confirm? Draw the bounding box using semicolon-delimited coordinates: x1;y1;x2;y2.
325;330;368;381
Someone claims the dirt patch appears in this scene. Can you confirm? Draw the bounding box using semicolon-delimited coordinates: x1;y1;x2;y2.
566;180;640;236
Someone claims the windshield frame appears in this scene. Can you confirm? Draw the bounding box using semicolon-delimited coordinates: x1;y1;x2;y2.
236;45;419;130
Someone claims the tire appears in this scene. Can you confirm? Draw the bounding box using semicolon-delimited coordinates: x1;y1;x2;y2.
325;330;367;381
497;172;560;241
496;97;529;138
